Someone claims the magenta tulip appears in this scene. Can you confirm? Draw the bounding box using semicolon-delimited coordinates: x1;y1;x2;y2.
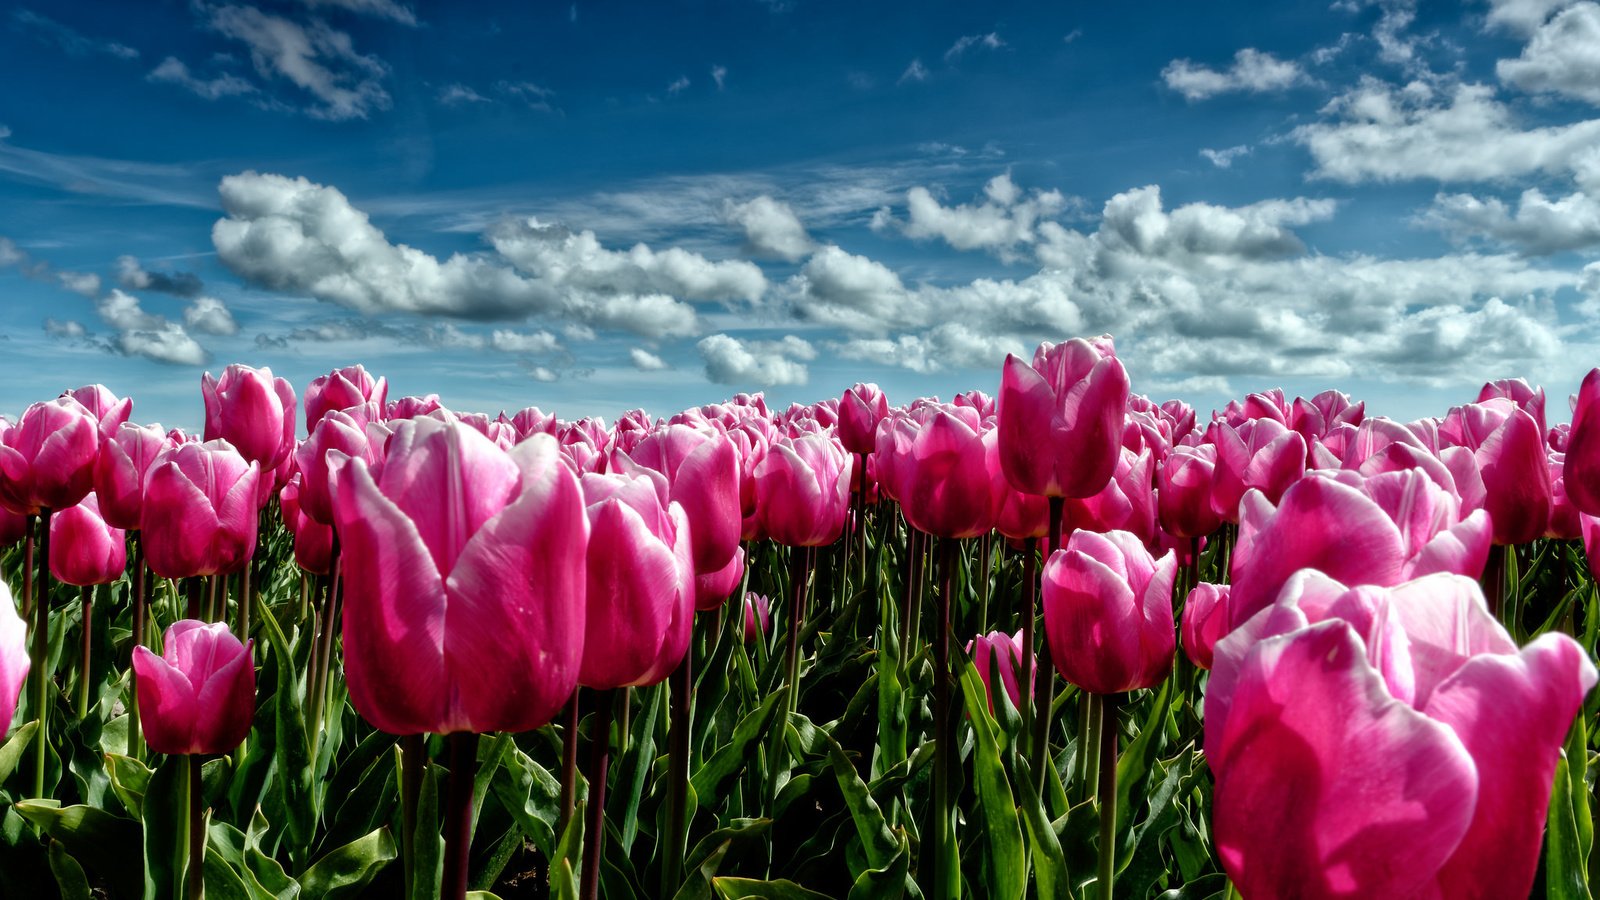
140;440;260;580
625;424;741;576
1562;367;1600;515
1477;377;1546;435
306;364;387;430
202;364;297;475
886;407;1001;539
62;384;132;439
1210;418;1308;521
333;421;587;735
1042;529;1176;695
132;620;255;755
0;398;100;516
0;581;27;736
387;394;444;421
695;545;745;611
94;423;170;531
754;433;852;547
577;467;694;689
49;494;126;586
280;476;333;575
1440;399;1551;545
0;507;25;548
1180;582;1229;670
743;592;771;645
997;336;1130;499
295;408;383;526
967;630;1026;712
838;383;889;456
1061;445;1157;544
1158;444;1222;539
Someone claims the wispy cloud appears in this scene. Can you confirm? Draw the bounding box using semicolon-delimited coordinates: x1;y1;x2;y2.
198;3;391;120
944;31;1003;62
1162;48;1308;101
899;59;929;84
148;57;258;101
12;9;139;60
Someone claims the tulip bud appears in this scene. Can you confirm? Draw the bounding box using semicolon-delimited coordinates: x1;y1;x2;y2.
966;630;1027;712
1042;529;1176;695
133;620;255;755
1180;582;1229;670
61;385;132;438
837;383;889;455
306;364;387;431
0;398;100;515
754;433;852;547
997;337;1130;499
50;494;127;586
743;592;771;645
95;423;169;531
141;440;260;579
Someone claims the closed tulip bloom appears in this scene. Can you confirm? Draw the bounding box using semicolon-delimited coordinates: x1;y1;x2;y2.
754;433;852;547
509;405;558;438
995;483;1050;540
1288;390;1364;441
1207;571;1596;899
334;422;587;735
1159;444;1222;538
1210;418;1308;520
132;620;254;755
743;592;771;645
386;394;444;422
1042;529;1177;695
295;408;382;526
50;494;126;586
62;384;133;439
695;545;745;611
1546;450;1580;539
625;424;741;576
892;407;1002;539
0;398;100;516
1477;377;1546;436
95;423;170;531
838;383;889;456
967;630;1027;712
141;440;260;579
0;507;25;548
202;364;298;474
1062;445;1157;544
0;581;28;736
305;364;387;431
280;476;333;575
1563;368;1600;515
578;468;694;689
1440;399;1551;545
1180;582;1230;670
997;336;1130;499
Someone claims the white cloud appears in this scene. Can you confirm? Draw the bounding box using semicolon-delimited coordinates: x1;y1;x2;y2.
833;323;1025;373
12;9;139;60
667;76;690;95
630;347;670;370
1294;79;1600;183
899;59;929;84
438;83;490;105
148;57;258;101
115;255;204;296
293;0;418;26
711;65;727;90
184;296;239;335
43;318;86;339
1200;145;1252;168
530;366;559;383
944;32;1004;62
1485;0;1573;34
697;333;814;385
895;173;1071;254
118;324;209;366
97;290;164;331
1421;184;1600;254
203;4;390;120
1162;48;1306;101
497;81;557;112
723;195;814;261
1497;2;1600;105
58;271;100;297
0;236;22;267
489;328;561;353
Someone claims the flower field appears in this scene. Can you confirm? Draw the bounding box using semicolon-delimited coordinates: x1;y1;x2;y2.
0;336;1597;899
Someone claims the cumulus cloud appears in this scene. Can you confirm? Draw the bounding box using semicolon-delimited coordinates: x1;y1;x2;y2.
1200;145;1252;168
697;333;814;385
630;347;670;370
202;4;391;120
148;57;258;101
437;83;489;106
184;296;240;335
1485;0;1573;34
97;290;165;331
944;32;1003;62
1162;48;1306;101
115;255;204;297
711;65;727;89
1497;2;1600;105
892;173;1071;254
43;318;87;339
57;271;101;297
118;324;209;366
833;323;1026;373
489;328;561;353
1294;79;1600;183
723;195;814;261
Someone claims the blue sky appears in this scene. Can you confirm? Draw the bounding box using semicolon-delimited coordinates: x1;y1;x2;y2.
3;0;1599;430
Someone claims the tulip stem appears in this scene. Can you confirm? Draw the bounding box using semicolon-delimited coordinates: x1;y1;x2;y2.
400;733;425;899
1081;693;1102;804
77;585;93;719
1019;537;1037;758
1097;693;1120;900
977;532;992;631
663;640;694;895
186;577;203;621
130;538;146;761
581;691;616;900
1032;497;1064;797
207;574;221;623
931;537;958;900
31;511;53;799
188;753;205;900
442;732;479;900
559;691;580;834
856;452;869;604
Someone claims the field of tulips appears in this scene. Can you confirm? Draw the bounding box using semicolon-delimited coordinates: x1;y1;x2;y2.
1;335;1598;899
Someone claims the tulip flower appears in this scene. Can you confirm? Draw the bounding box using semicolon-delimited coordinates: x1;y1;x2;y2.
0;397;100;516
1477;377;1546;436
694;545;746;612
49;493;126;586
387;394;444;421
967;630;1026;712
0;507;25;548
1042;529;1177;695
1209;418;1308;521
62;384;132;438
754;433;852;547
743;592;771;645
132;619;255;756
280;476;333;575
884;407;1001;539
0;580;28;736
997;336;1130;499
1207;571;1597;899
202;364;298;476
295;407;384;526
1158;444;1221;539
838;382;889;456
510;405;558;438
1061;445;1157;544
333;420;587;736
140;440;259;580
306;364;387;430
1439;399;1551;545
94;423;170;531
1563;367;1600;515
1180;582;1229;670
624;424;741;578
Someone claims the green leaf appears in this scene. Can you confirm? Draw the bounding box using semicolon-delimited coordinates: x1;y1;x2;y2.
824;733;897;873
258;594;316;859
47;839;93;900
957;661;1027;900
618;684;662;852
845;832;911;900
1005;754;1074;900
409;760;443;900
711;876;834;899
691;688;785;802
1115;680;1171;843
13;800;144;899
1546;753;1593;900
549;798;584;900
490;747;563;859
1119;747;1204;900
105;751;154;819
0;720;39;783
204;844;257;900
298;827;397;900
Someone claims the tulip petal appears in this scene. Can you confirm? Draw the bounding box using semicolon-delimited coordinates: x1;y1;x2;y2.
133;646;199;755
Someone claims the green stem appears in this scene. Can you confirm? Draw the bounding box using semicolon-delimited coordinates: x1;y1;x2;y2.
1097;693;1121;900
580;692;615;900
1019;538;1037;758
663;632;694;895
30;511;50;799
77;585;93;719
441;732;479;900
188;754;205;900
400;733;425;899
1032;497;1064;796
130;538;146;761
559;691;580;835
932;537;957;900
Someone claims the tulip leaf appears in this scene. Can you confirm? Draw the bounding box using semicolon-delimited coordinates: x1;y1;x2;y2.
205;844;257;900
1154;873;1228;899
257;594;315;860
298;826;396;899
844;831;911;900
0;720;39;784
14;799;144;900
1116;680;1172;843
409;760;443;900
1120;747;1205;900
691;688;785;802
140;755;187;900
823;733;896;874
618;683;661;852
105;751;154;818
673;817;772;900
550;798;584;900
47;838;93;900
957;660;1027;900
1005;753;1074;900
1547;753;1593;900
711;876;834;899
490;747;562;858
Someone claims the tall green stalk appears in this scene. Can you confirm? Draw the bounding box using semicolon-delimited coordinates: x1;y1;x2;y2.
1097;693;1121;900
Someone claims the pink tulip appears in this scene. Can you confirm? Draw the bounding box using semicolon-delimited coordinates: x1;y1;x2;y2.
995;482;1049;541
1229;470;1490;627
1289;390;1363;441
1546;449;1580;539
695;545;745;611
1584;512;1600;582
952;389;995;418
132;620;255;755
1477;377;1546;436
386;394;444;421
838;383;889;456
510;406;558;439
49;494;126;586
94;423;169;531
743;592;771;645
625;424;741;576
1181;582;1230;670
967;630;1027;712
578;467;694;689
1061;445;1157;544
140;440;260;579
202;365;297;478
754;433;852;547
295;408;383;527
1563;368;1600;515
1440;399;1551;545
0;398;100;515
886;407;1001;539
62;385;132;439
305;364;387;431
1042;529;1176;695
0;507;26;548
280;476;333;575
1210;418;1308;521
333;421;586;735
0;581;28;736
997;336;1130;499
1159;444;1222;539
1207;571;1596;899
